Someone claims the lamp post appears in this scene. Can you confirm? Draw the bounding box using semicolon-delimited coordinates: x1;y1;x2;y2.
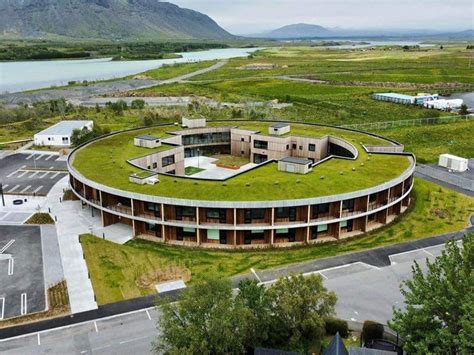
0;183;5;207
197;148;200;169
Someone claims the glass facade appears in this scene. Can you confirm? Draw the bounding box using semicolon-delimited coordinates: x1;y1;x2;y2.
182;132;230;146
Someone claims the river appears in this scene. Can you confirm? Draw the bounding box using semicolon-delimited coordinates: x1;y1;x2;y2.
0;47;262;94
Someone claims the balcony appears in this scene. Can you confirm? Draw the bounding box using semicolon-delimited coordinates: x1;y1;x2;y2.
106;204;132;215
136;211;162;221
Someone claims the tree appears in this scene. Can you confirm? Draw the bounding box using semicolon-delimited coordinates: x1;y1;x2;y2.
267;274;337;352
155;277;250;354
459;103;468;115
236;279;272;348
390;234;474;354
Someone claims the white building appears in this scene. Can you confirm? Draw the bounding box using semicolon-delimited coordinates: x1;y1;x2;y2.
182;117;206;128
424;99;463;110
34;120;93;147
439;154;469;172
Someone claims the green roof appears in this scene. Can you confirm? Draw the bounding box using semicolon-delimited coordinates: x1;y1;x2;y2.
71;121;413;202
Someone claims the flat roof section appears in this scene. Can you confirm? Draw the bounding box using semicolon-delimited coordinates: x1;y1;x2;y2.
135;135;160;141
271;123;290;129
35;120;92;136
280;157;312;165
374;93;414;100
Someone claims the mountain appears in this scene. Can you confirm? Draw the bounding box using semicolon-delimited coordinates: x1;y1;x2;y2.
0;0;234;40
263;23;333;39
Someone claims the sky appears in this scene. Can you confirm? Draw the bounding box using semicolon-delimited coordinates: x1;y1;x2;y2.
171;0;473;34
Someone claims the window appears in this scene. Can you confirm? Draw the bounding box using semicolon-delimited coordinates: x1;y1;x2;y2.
253;140;268;149
241;137;245;142
244;208;266;223
308;144;316;152
253;154;267;164
145;223;161;237
275;207;297;221
176;206;195;220
145;202;161;217
206;208;226;223
162;155;175;167
62;137;69;143
244;230;265;244
342;199;355;212
177;227;196;240
317;224;328;232
341;219;353;232
286;144;289;150
275;228;288;234
207;229;220;241
292;144;297;150
312;203;330;219
299;145;303;150
152;162;157;169
48;137;51;141
241;150;245;155
369;193;377;202
311;224;329;239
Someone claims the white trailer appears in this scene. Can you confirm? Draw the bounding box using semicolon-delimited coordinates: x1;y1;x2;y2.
438;154;469;172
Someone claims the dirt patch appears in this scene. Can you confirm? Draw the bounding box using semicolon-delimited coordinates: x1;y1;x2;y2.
136;265;191;289
431;208;451;219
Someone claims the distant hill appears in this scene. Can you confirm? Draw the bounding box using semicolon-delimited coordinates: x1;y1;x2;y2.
263;23;333;39
0;0;234;40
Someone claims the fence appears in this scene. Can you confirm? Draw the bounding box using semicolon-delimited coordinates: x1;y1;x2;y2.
340;114;473;131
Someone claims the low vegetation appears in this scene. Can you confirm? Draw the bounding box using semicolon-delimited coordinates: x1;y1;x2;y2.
25;212;55;225
81;179;473;305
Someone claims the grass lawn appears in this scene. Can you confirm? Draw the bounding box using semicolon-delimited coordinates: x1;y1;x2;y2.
81;178;474;304
185;166;205;175
374;120;474;164
212;154;249;167
131;60;218;80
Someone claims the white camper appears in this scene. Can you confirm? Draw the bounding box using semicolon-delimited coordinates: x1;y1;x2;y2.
438;154;469;172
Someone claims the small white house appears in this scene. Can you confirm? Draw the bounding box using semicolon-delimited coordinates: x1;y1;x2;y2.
278;157;313;174
182;117;206;128
438;154;469;172
269;123;291;136
34;120;93;147
134;135;161;148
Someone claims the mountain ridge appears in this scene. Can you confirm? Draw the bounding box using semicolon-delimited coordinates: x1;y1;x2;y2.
0;0;235;40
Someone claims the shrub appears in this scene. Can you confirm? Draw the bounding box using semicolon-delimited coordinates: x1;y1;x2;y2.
325;317;349;338
362;320;384;343
25;213;55;225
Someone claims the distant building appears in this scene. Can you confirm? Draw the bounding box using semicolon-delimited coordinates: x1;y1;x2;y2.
182;117;206;128
134;135;161;149
372;93;439;105
34;120;93;147
424;99;463;110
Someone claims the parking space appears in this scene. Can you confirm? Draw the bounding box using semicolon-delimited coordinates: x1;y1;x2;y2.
0;212;32;225
0;153;67;196
0;225;46;320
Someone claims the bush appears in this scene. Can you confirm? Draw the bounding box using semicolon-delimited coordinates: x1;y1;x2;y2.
131;99;145;110
362;320;384;343
25;213;55;225
325;317;349;338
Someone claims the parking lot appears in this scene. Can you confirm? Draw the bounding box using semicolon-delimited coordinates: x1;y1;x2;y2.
0;225;46;320
0;152;67;196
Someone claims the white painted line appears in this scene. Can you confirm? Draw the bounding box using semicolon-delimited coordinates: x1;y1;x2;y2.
50;172;60;179
119;335;149;345
37;333;41;346
94;321;99;333
250;267;262;283
423;249;434;257
8;258;14;275
35;154;45;160
45;155;54;161
317;271;329;280
145;309;152;320
6;170;18;178
0;239;15;254
32;185;44;194
17;171;28;178
25;154;34;160
21;293;27;316
8;185;21;193
20;185;32;193
39;172;49;178
2;184;9;190
28;171;39;179
0;297;4;320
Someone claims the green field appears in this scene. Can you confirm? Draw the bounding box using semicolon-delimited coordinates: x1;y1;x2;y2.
81;178;474;304
71;121;413;201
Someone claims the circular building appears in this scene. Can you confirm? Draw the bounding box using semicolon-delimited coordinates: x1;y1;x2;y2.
68;120;415;248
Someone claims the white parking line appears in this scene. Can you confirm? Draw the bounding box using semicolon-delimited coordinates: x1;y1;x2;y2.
21;293;27;316
2;184;9;190
17;171;28;178
39;172;49;178
423;249;434;257
8;258;14;275
6;170;18;178
0;239;15;254
7;185;21;193
94;321;99;333
32;186;44;194
44;155;55;161
119;335;149;345
20;185;32;193
35;154;45;160
145;309;152;320
28;171;39;179
250;268;262;283
50;172;60;179
37;333;41;345
25;154;34;160
0;298;4;320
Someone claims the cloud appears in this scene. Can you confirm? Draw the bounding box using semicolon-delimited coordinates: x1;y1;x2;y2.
171;0;473;34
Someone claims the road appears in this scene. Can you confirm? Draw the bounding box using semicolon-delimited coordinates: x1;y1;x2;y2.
0;240;456;354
